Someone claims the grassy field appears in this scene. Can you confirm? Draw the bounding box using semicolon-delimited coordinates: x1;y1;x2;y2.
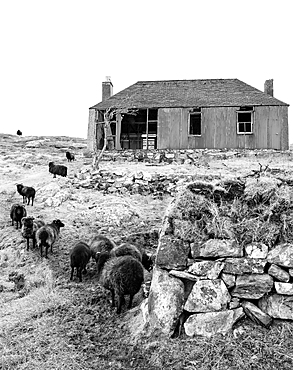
1;134;293;369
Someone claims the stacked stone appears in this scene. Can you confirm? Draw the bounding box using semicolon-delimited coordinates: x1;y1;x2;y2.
88;148;287;165
73;168;194;196
144;180;293;338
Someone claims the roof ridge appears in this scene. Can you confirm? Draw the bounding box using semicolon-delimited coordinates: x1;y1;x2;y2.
136;78;238;84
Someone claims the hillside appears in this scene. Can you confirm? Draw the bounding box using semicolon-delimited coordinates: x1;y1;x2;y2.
1;133;293;370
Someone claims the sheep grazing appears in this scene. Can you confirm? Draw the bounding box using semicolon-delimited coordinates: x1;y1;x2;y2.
99;255;144;314
111;242;153;272
89;234;116;263
36;219;65;258
16;130;22;136
10;204;27;229
21;216;45;251
111;243;142;262
70;241;92;282
16;184;36;206
66;151;75;162
48;162;67;178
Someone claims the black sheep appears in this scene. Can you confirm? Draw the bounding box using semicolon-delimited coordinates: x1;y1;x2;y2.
89;234;116;262
70;241;92;282
16;184;36;206
111;243;142;262
111;243;153;272
16;130;22;136
10;204;27;229
36;219;65;258
99;255;144;314
66;151;75;162
48;162;67;178
21;216;45;250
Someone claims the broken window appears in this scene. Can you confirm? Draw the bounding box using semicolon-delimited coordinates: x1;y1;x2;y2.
237;107;254;134
189;108;201;135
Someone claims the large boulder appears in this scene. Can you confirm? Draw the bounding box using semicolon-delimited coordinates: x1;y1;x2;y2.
187;260;225;279
155;235;189;270
191;239;243;258
184;279;231;313
267;244;293;268
223;258;266;275
147;267;185;336
258;294;293;320
241;301;272;328
184;308;244;338
231;274;273;299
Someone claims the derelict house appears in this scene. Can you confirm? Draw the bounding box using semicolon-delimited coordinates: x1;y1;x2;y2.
87;78;289;151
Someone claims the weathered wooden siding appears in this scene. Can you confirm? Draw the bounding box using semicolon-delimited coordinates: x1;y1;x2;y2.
158;108;181;149
87;108;96;151
157;106;288;150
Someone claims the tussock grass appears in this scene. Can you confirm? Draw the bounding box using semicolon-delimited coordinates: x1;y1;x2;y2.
168;175;293;250
133;321;293;370
0;286;69;332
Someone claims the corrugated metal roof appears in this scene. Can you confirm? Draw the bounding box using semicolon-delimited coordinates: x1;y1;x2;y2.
90;78;289;110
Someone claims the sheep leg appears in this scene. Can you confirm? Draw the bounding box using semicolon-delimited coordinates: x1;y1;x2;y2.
117;294;124;314
45;246;49;258
110;289;115;308
128;295;134;309
78;267;82;282
40;245;43;257
70;267;74;281
26;238;30;251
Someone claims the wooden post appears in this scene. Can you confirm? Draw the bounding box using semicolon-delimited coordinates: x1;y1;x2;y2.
116;113;122;150
146;108;149;149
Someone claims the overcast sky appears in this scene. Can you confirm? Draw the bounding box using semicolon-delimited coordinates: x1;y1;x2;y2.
0;0;291;141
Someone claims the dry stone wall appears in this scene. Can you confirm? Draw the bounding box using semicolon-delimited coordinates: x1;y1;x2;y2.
143;177;293;338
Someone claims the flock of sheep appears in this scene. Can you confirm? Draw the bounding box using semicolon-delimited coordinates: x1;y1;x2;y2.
9;151;153;314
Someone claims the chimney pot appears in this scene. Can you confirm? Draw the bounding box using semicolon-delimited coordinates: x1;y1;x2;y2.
102;79;113;101
264;79;274;97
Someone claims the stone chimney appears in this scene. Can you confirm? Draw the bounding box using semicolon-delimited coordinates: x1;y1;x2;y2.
264;79;274;97
102;77;113;101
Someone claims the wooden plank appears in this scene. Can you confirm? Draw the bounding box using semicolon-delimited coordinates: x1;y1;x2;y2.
254;106;268;149
158;108;181;149
116;113;122;150
169;108;181;149
280;106;289;150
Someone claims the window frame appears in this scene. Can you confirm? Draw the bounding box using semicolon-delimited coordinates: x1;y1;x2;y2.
188;109;202;136
236;107;254;135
